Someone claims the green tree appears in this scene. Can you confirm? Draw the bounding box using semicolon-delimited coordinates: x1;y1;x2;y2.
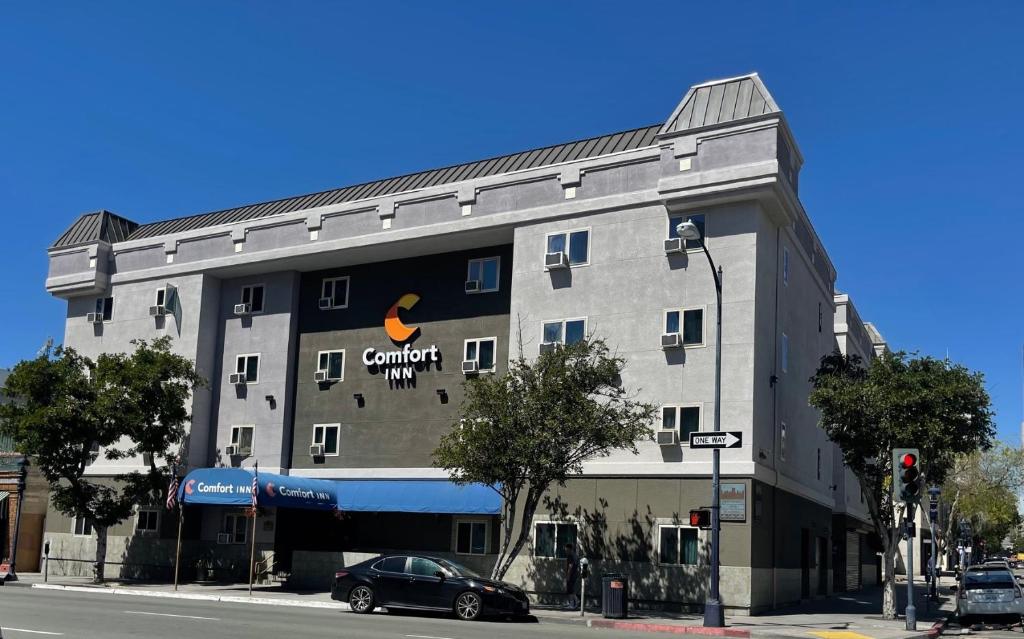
809;350;993;619
940;444;1024;559
0;337;204;583
433;337;655;580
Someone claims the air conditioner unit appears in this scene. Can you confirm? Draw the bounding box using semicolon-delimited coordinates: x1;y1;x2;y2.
656;429;679;446
86;312;102;324
228;373;246;385
318;297;333;310
544;252;569;270
309;444;325;457
217;532;232;545
664;238;684;254
149;305;166;317
464;280;481;293
661;333;682;349
314;370;328;383
234;303;251;316
462;360;479;374
539;342;558;355
225;445;237;456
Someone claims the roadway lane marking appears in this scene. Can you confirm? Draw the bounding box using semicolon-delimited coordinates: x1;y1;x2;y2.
404;635;456;639
124;610;220;621
0;628;65;636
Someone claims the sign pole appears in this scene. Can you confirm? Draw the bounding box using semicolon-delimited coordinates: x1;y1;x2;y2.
702;260;724;628
248;510;257;596
905;508;917;631
173;504;184;591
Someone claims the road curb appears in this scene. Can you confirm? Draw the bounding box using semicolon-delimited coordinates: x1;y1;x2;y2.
30;583;347;610
586;619;750;637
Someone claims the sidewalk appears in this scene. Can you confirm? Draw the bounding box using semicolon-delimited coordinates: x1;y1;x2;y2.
6;572;955;638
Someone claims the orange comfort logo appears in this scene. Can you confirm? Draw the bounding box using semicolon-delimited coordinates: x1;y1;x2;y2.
384;293;420;343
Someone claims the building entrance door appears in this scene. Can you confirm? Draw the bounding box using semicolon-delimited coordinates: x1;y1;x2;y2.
800;529;810;598
817;537;828;595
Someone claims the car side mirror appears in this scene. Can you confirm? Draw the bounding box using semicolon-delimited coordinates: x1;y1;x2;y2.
434;570;446;580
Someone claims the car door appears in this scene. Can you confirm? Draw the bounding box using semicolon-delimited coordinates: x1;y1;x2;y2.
406;557;448;609
371;556;409;605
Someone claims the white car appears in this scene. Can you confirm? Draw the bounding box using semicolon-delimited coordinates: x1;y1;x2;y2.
956;565;1024;624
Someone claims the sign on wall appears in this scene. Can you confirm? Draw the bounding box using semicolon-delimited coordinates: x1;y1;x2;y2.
361;293;442;383
720;483;747;522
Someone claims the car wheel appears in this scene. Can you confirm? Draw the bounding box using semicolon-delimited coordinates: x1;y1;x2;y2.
455;591;483;621
349;585;376;614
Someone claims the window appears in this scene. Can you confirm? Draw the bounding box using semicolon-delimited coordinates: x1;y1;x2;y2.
95;297;114;321
542;318;586;346
664;405;701;440
136;509;159;534
154;288;166;308
534;522;577;559
375;556;408;573
659;525;699;565
320;276;350;310
467;257;500;293
313;424;340;456
780;422;787;462
463;338;497;373
241;285;265;313
783;247;790;285
223;513;247;544
665;308;704;346
317;350;345;381
72;516;93;536
546;229;589;266
230;425;254;456
235;354;260;383
668;214;705;250
781;333;789;373
456;520;488;555
410;557;444;577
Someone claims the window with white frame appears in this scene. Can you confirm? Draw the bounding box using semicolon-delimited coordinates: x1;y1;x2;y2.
455;520;488;555
542;318;586;346
534;521;577;559
781;333;789;373
783;247;790;285
95;297;114;321
664;308;704;346
235;354;260;383
230;425;254;456
241;284;265;313
154;288;166;308
317;350;345;381
466;257;500;293
313;424;340;456
223;513;247;544
320;276;350;309
658;524;699;565
663;405;701;441
136;509;159;534
463;338;496;373
546;229;589;266
73;516;94;536
667;213;706;250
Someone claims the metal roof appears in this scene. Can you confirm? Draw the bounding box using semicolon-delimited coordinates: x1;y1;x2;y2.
52;124;661;248
660;73;780;135
51;210;139;249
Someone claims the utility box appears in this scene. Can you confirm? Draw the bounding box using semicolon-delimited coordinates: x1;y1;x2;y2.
602;574;628;619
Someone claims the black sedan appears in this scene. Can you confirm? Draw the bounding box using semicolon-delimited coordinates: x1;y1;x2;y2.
331;554;530;620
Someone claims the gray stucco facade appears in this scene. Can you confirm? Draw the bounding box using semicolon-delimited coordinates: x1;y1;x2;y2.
42;73;886;613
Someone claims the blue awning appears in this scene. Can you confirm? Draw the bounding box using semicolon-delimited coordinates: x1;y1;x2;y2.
335;480;501;515
178;468;338;511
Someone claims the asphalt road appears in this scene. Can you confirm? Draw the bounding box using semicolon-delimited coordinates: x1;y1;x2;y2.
0;587;645;639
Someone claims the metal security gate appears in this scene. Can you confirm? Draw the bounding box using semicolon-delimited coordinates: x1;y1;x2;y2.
845;531;861;591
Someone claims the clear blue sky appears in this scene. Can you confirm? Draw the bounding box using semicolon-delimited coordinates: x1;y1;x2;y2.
2;2;1021;442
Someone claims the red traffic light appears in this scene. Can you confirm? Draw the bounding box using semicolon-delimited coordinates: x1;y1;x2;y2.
689;509;711;529
900;453;917;468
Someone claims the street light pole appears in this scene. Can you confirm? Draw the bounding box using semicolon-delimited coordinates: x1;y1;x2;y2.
677;220;725;628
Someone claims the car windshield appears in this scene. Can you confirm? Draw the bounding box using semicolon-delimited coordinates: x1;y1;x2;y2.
965;571;1016;590
439;558;481;578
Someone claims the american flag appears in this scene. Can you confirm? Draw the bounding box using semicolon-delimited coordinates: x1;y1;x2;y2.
251;462;259;509
166;463;179;510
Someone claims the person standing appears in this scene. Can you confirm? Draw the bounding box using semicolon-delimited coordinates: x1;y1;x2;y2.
564;542;580;609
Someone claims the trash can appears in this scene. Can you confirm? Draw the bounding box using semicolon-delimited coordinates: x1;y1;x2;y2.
602;574;628;619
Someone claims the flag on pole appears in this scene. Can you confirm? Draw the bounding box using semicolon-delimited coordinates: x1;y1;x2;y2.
251;462;259;509
166;463;179;510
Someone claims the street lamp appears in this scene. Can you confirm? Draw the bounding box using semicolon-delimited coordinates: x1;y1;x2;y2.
676;220;724;628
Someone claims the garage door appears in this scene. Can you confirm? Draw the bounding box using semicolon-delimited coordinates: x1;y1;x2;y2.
846;531;861;591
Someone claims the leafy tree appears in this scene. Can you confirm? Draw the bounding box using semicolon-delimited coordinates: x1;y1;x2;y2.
940;444;1024;559
0;337;204;582
433;337;655;580
809;350;993;619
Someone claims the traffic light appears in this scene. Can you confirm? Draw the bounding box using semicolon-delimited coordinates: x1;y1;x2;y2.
689;509;711;529
892;448;922;504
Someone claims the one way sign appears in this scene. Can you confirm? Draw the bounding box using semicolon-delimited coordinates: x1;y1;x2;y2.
689;431;743;449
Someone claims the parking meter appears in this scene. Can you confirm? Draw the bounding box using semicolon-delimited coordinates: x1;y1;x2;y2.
579;557;589;616
43;539;50;582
